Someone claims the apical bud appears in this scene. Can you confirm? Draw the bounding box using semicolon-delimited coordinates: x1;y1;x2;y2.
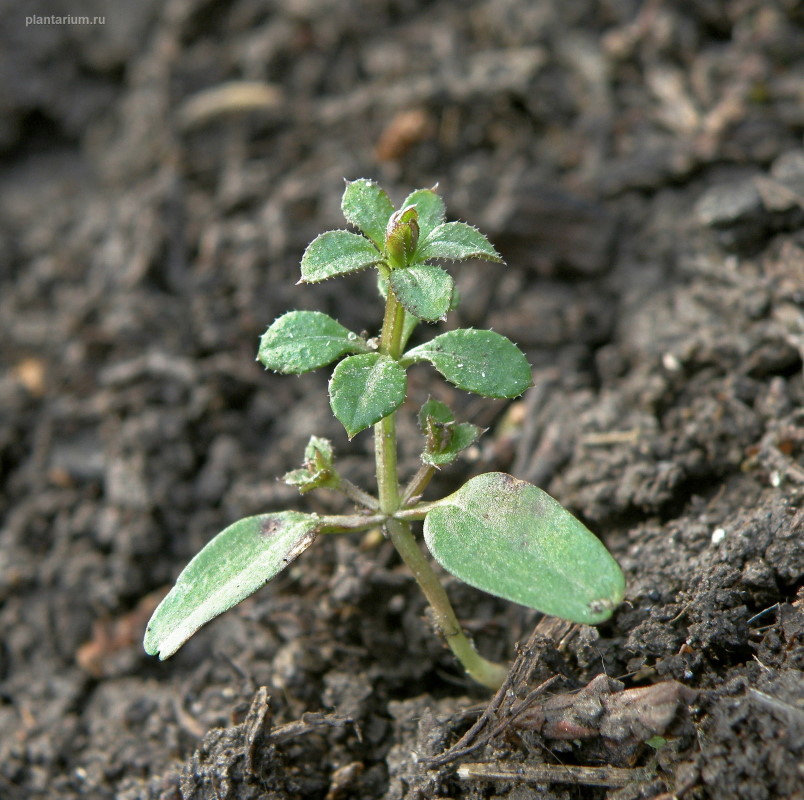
384;205;419;267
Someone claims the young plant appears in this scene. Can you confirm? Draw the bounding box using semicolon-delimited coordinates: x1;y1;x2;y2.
144;180;625;689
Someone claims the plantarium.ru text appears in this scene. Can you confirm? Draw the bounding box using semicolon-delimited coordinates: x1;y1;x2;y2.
144;179;625;689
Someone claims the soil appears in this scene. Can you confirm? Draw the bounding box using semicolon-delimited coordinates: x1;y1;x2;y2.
1;1;802;798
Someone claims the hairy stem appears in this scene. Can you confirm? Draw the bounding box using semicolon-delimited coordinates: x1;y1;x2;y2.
387;517;508;689
319;513;387;533
393;500;445;521
375;289;405;514
373;286;508;689
337;478;380;511
401;464;436;506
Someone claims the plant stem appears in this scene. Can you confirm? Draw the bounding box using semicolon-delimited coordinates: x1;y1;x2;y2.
375;289;405;514
319;513;387;533
373;286;508;690
393;501;444;521
375;413;400;514
386;517;508;689
337;478;380;511
400;464;436;506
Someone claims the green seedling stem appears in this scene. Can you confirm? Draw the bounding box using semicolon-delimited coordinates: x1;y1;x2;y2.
374;279;507;688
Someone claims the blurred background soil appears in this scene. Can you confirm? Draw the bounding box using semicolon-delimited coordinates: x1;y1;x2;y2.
0;1;802;798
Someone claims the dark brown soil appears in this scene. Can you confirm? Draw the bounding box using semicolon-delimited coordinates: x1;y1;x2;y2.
1;1;802;798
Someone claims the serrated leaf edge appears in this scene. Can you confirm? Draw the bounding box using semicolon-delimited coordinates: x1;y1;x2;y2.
257;310;369;373
417;221;505;264
328;353;408;438
299;229;383;284
341;178;395;248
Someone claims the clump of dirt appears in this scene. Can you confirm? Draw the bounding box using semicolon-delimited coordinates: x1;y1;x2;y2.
1;1;802;798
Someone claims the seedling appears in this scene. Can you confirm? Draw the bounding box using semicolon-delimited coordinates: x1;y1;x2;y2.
144;180;625;689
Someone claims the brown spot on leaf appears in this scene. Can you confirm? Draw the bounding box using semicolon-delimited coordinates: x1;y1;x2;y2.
260;516;283;537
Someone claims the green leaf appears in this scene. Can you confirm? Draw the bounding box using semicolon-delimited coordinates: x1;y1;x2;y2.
342;179;394;248
417;222;503;263
329;353;407;438
424;473;625;624
418;397;455;428
400;310;420;349
432;424;480;464
300;230;381;283
449;283;462;312
303;435;334;465
645;736;668;750
403;329;532;398
283;468;317;491
283;436;339;493
377;273;420;346
401;188;445;241
418;399;482;467
144;511;322;659
258;311;368;373
389;264;455;322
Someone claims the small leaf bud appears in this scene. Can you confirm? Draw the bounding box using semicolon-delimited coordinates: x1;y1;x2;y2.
385;205;419;267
